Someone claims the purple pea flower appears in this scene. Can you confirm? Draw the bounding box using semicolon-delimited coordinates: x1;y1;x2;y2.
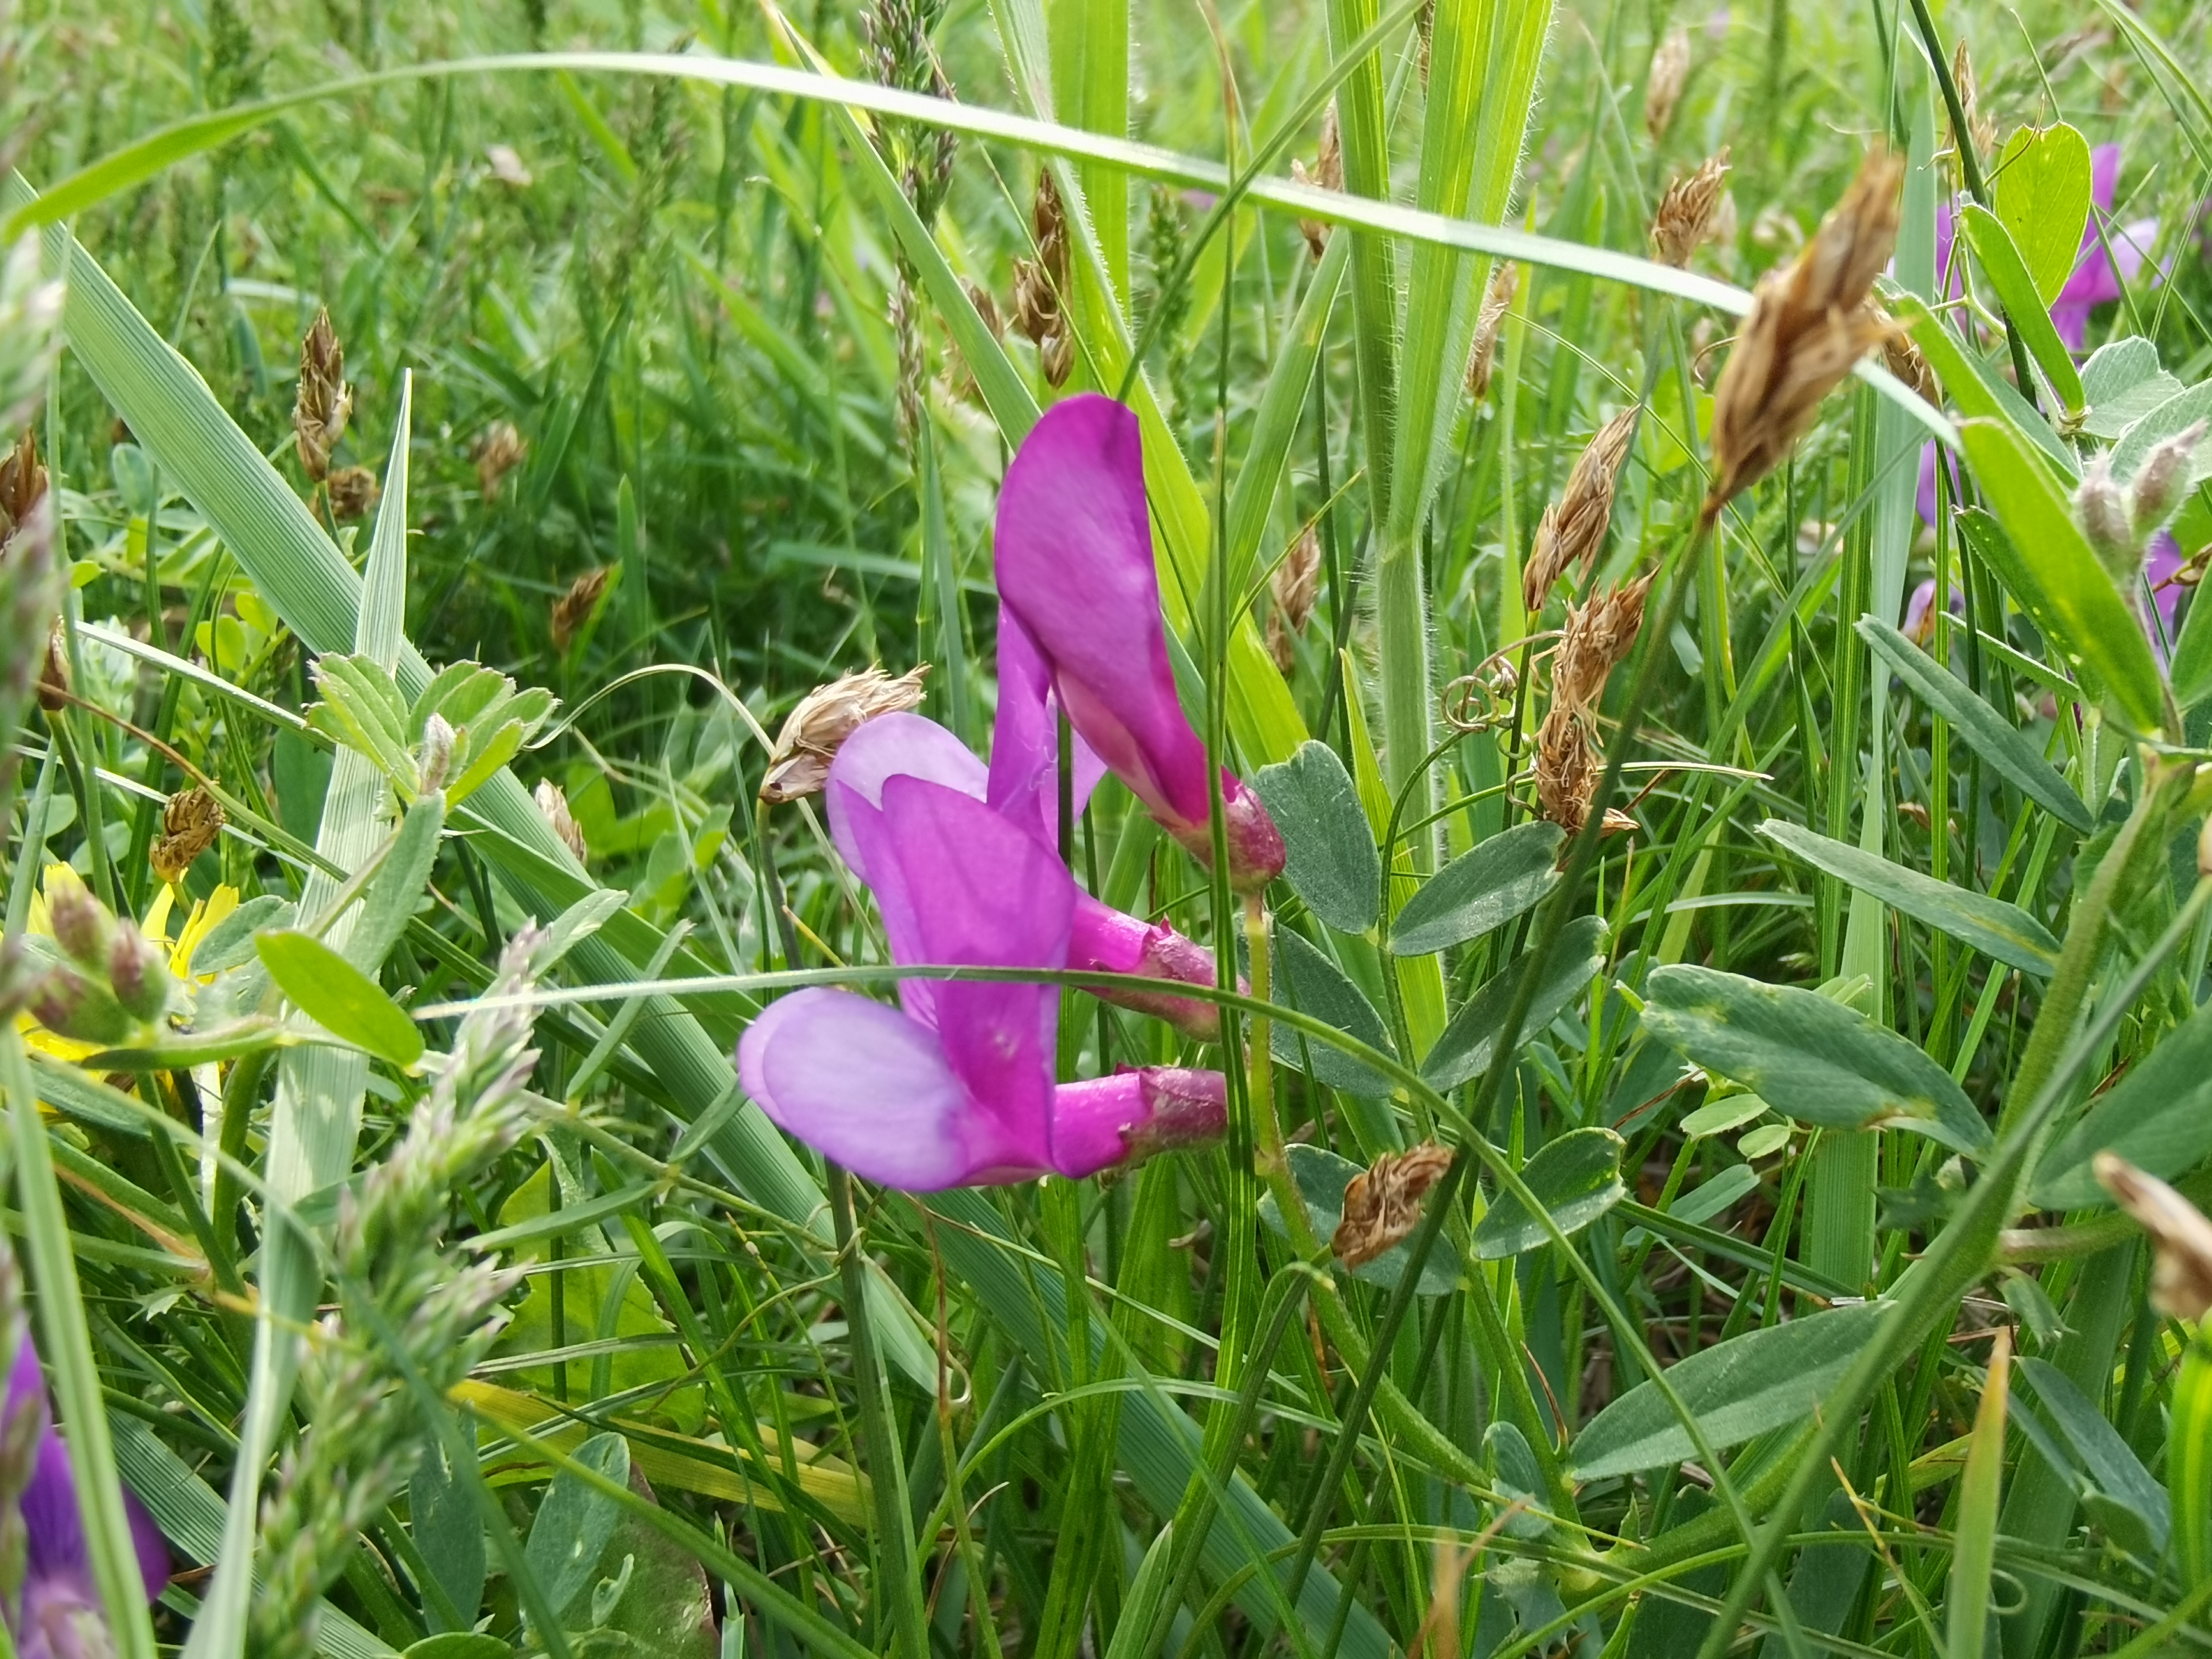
2;1331;168;1659
994;395;1287;894
737;766;1228;1191
827;712;1226;1040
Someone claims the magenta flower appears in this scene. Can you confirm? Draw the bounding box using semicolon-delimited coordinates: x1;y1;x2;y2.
3;1332;168;1659
825;712;1226;1040
2146;530;2186;660
994;395;1286;893
738;765;1227;1191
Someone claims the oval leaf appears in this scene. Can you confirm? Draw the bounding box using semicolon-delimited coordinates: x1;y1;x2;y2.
1474;1128;1626;1259
1641;964;1989;1153
1253;741;1381;935
256;928;425;1069
1270;929;1397;1096
1958;204;2084;416
1389;820;1563;956
1569;1300;1894;1480
2110;378;2212;490
2080;338;2183;441
1422;915;1608;1093
1761;819;2059;976
1992;123;2093;306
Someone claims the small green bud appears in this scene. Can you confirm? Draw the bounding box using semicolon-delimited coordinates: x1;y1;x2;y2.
27;964;134;1046
107;928;169;1023
43;867;112;968
2132;420;2207;540
417;712;456;796
2073;457;2136;583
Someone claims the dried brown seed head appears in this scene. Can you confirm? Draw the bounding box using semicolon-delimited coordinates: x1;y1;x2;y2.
551;566;612;653
151;786;224;885
1333;1144;1455;1270
760;664;931;804
2096;1153;2212;1321
535;779;588;864
1524;407;1639;611
1294;106;1343;259
1534;704;1636;839
1466;260;1520;403
293;308;351;483
1551;572;1655;713
472;421;528;500
1650;151;1732;268
961;277;1005;340
1881;326;1941;408
1011;171;1072;385
1704;149;1904;517
0;427;45;544
1644;25;1691;142
1268;528;1322;675
325;464;380;523
36;616;68;713
1951;40;1995;162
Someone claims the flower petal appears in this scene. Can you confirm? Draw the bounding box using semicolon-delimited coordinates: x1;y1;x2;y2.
737;989;1036;1189
994;394;1212;828
986;613;1105;850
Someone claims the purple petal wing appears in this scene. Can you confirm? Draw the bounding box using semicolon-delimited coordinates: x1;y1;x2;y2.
994;395;1213;829
986;613;1105;850
850;776;1071;1175
737;989;1031;1189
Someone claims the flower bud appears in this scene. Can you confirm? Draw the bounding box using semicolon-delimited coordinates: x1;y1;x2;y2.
107;928;169;1023
27;964;135;1046
2131;421;2206;540
2073;457;2136;582
417;713;456;795
43;868;113;969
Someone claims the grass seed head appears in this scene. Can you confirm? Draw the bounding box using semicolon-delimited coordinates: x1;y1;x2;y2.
550;565;612;652
1293;105;1342;259
760;664;931;803
1650;150;1731;267
293;308;350;483
1644;25;1691;141
472;420;527;499
1268;526;1322;673
1551;572;1655;713
534;779;587;863
1704;148;1904;518
1013;170;1073;385
1951;39;1995;163
1466;259;1519;402
0;426;45;545
1524;406;1638;611
324;464;379;522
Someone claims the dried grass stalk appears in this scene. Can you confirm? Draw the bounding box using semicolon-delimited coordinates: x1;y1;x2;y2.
1704;149;1904;520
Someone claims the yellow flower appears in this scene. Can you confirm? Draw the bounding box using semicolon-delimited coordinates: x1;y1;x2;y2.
19;866;242;1063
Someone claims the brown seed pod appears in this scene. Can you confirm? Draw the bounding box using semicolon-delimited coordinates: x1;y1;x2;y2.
1332;1144;1455;1270
1644;25;1691;142
1524;407;1639;612
325;464;381;523
551;567;612;653
1466;260;1520;403
760;665;931;804
1292;106;1343;260
294;309;351;484
535;780;588;865
2096;1153;2212;1321
1650;150;1732;268
151;786;225;885
472;421;528;500
1704;149;1904;519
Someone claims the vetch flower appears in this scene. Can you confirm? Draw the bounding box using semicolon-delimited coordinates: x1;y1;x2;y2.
993;395;1286;892
1;1331;168;1659
830;712;1224;1041
737;771;1227;1190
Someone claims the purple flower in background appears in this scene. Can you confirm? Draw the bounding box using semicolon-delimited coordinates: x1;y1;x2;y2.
1902;577;1963;647
3;1331;168;1659
994;395;1286;894
2146;530;2186;661
738;768;1227;1190
1935;144;2162;352
827;712;1226;1040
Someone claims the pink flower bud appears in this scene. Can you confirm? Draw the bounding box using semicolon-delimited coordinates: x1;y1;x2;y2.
43;868;112;969
107;928;169;1023
27;964;134;1046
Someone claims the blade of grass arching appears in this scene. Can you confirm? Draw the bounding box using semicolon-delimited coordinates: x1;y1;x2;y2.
1046;0;1129;305
189;375;414;1659
39;191;937;1389
3;1034;158;1659
1319;0;1401;534
1949;1327;2010;1659
1816;80;1935;1297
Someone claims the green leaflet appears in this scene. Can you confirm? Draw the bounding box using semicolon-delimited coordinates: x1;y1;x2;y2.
1472;1128;1626;1259
2033;996;2212;1207
1948;1329;2011;1659
1569;1300;1895;1480
1270;927;1399;1096
1253;741;1381;935
1388;820;1563;956
1421;915;1608;1093
1991;123;2094;306
2079;337;2183;440
1856;618;2092;832
255;930;425;1070
1641;963;1990;1154
1761;819;2059;976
